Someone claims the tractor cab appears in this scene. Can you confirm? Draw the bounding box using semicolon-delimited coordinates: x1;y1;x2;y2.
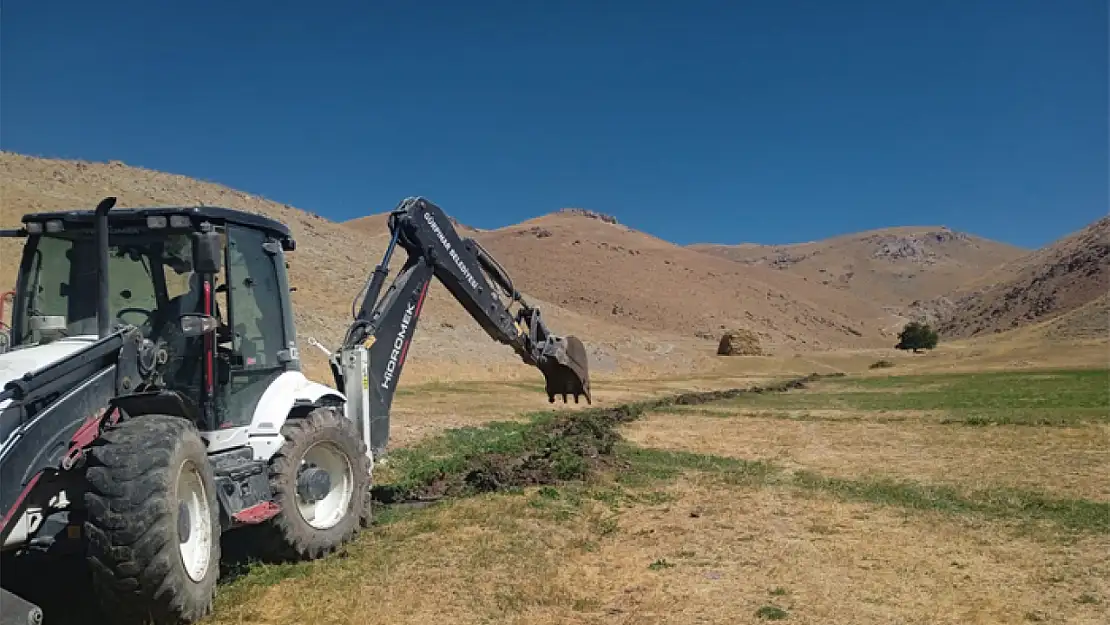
3;203;301;432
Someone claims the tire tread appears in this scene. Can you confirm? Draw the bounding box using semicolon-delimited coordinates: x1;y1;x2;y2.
83;414;220;625
256;406;371;561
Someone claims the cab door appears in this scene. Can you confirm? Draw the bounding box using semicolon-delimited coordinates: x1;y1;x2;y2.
220;225;296;427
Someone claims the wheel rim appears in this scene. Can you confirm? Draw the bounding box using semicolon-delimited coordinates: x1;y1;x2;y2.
296;442;354;530
176;460;213;582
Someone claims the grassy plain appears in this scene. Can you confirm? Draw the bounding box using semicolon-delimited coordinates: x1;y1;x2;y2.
206;364;1110;625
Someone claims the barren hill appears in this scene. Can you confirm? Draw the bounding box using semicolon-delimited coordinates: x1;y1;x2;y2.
0;152;706;383
931;215;1110;338
1036;293;1108;342
373;208;901;349
346;211;481;244
689;226;1026;309
10;151;1087;383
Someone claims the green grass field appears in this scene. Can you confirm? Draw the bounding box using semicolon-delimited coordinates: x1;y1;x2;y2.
663;369;1110;426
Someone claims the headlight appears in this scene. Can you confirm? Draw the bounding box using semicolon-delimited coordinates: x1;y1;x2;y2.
147;216;168;229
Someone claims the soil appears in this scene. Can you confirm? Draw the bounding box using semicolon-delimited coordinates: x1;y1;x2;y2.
370;374;833;504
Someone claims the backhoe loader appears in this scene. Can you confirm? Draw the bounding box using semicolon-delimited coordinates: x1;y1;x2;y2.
0;196;590;625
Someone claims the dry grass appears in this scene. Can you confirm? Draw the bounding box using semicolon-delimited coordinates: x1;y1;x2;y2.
624;412;1109;500
212;492;620;625
623;369;1110;500
202;367;1109;625
209;476;1109;625
591;481;1108;625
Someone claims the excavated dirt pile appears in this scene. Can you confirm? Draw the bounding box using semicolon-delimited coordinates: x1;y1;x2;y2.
372;373;835;504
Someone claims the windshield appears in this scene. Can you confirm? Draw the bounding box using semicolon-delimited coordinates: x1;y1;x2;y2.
13;230;197;344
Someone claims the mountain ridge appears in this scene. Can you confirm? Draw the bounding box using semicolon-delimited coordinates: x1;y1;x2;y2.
2;151;1103;378
688;225;1028;309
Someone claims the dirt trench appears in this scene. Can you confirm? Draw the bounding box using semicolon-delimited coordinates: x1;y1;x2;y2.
371;373;835;504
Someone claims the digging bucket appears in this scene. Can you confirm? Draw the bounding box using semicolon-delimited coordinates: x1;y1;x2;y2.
538;335;592;404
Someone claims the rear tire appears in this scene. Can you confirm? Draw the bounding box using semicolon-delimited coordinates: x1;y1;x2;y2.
257;406;370;560
83;414;221;625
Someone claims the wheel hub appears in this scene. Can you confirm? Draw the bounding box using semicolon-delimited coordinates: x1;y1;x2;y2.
176;460;213;583
295;442;355;530
177;501;191;543
297;465;332;504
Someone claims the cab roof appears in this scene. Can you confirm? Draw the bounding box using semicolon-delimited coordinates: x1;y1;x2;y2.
21;205;294;244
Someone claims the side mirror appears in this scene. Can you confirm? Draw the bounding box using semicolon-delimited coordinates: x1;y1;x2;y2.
180;314;218;337
192;231;223;274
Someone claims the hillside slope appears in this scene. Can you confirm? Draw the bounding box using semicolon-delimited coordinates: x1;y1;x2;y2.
1036;294;1108;342
391;208;901;349
689;226;1026;309
0;152;702;383
932;215;1110;338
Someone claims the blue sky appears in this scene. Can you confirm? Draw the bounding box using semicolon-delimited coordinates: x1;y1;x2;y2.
2;1;1105;249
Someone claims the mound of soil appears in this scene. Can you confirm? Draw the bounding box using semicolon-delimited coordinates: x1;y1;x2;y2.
372;373;833;504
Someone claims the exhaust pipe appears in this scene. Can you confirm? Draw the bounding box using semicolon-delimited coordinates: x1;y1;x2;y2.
94;197;117;339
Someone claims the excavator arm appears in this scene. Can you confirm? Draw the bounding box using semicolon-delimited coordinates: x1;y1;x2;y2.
329;197;590;457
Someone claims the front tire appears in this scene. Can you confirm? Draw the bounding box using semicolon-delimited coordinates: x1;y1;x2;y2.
83;414;221;625
259;406;371;561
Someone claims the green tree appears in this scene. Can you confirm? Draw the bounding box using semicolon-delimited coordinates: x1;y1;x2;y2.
896;321;938;353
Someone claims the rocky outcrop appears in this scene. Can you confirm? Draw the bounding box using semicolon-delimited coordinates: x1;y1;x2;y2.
558;208;619;225
868;229;971;264
514;226;553;238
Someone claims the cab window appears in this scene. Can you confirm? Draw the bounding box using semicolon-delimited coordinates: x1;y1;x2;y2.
226;226;286;368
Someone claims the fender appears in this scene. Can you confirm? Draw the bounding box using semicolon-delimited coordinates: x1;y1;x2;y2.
200;372;345;460
250;370;345;434
202;371;346;461
252;371;346;461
